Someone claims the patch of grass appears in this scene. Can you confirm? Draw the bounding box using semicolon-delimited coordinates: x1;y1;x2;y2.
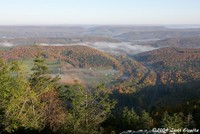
79;69;118;86
8;58;119;86
47;60;60;65
0;46;12;51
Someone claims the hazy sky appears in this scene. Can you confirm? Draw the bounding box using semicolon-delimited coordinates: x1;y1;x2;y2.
0;0;199;25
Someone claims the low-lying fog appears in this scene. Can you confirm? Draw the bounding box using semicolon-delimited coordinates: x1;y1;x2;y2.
0;42;157;55
88;42;157;55
0;42;15;47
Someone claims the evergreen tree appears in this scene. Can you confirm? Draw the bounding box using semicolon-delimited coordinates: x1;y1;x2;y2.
30;56;65;133
61;84;116;134
121;107;139;130
161;112;184;129
0;60;44;132
0;57;65;133
185;113;195;128
139;110;154;129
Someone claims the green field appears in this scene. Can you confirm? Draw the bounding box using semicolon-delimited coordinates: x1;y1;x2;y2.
19;59;118;86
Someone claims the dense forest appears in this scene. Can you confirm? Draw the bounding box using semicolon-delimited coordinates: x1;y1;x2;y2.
0;46;200;134
0;57;116;134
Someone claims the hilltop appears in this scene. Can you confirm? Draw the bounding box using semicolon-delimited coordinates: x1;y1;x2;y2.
135;47;200;84
2;45;199;90
0;45;121;86
110;47;199;94
151;36;200;48
0;45;120;67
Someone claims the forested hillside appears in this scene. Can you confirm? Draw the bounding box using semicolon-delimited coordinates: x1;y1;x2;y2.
0;45;120;68
0;45;121;86
0;46;200;133
135;47;200;84
106;47;200;133
151;37;200;48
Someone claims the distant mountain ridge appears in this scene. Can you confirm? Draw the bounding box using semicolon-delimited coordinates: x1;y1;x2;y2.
115;29;200;41
151;36;200;48
1;26;200;46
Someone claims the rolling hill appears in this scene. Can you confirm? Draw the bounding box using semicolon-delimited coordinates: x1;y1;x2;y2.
135;47;200;84
115;29;200;42
1;45;200;123
151;36;200;48
0;45;120;67
110;47;200;122
1;45;199;89
0;45;121;86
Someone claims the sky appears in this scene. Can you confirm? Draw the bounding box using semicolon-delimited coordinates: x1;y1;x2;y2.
0;0;199;25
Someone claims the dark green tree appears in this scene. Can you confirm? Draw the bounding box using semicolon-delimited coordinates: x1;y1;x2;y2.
121;107;139;130
0;57;65;133
161;112;184;129
0;60;44;132
30;56;65;132
139;110;154;129
185;113;195;128
61;84;116;134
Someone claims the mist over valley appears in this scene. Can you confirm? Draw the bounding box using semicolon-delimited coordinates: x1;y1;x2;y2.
1;25;200;56
0;25;200;133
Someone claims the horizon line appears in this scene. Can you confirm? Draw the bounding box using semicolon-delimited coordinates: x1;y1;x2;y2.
0;24;200;27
